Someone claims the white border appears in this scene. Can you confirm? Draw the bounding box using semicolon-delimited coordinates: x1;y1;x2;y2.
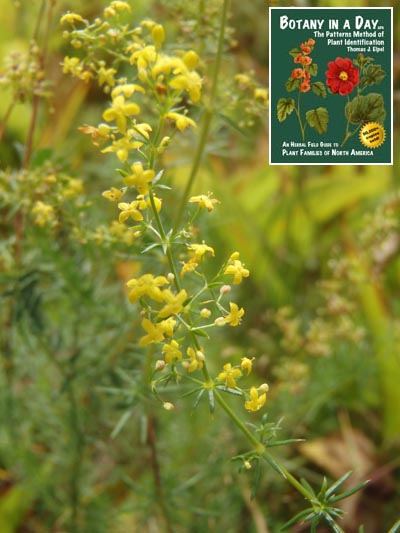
268;6;393;166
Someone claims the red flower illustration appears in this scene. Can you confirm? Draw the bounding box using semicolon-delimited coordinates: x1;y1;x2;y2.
326;57;359;96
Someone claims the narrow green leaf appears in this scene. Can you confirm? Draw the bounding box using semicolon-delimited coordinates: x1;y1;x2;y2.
193;389;205;409
318;477;328;500
208;390;215;413
111;410;132;439
300;477;317;499
281;508;315;530
326;471;353;497
191;328;209;338
329;480;369;503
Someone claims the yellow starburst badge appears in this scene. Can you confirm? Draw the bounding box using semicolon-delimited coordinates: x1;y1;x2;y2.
359;122;386;149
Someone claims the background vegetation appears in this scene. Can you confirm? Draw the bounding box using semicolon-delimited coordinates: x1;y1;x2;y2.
0;0;399;532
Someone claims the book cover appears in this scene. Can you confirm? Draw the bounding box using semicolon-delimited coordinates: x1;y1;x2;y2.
269;7;393;165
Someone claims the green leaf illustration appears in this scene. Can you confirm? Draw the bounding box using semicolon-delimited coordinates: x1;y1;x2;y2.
285;77;300;92
288;47;301;57
277;98;295;122
353;53;374;69
312;81;327;98
345;93;386;125
307;63;318;77
361;64;385;86
305;107;329;134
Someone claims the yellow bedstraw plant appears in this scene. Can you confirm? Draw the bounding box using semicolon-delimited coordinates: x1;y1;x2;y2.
61;2;367;531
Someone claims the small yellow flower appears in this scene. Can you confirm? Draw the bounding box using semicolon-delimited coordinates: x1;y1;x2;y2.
79;123;111;146
102;187;125;202
118;201;143;223
110;1;131;12
32;201;55;227
244;386;267;412
169;67;202;102
224;253;250;284
152;24;165;49
188;242;215;261
98;66;117;87
111;84;145;99
162;340;182;364
180;259;198;277
63;178;83;197
102;136;144;163
129;45;157;75
123;162;155;195
166;112;196;132
158;289;187;318
151;55;181;79
235;73;252;89
103;95;140;133
223;302;245;327
60;12;85;25
240;357;255;375
254;88;268;105
189;193;220;212
126;273;169;303
184;347;204;372
62;56;80;74
183;51;199;70
217;363;242;388
131;122;152;139
139;317;176;346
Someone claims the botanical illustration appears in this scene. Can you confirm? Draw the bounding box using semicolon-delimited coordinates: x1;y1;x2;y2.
277;38;329;141
326;53;387;146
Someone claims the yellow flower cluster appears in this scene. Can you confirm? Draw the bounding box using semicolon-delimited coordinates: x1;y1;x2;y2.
61;4;268;419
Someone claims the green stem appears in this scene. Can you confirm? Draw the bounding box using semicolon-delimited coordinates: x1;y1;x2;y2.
173;0;229;232
214;389;314;502
295;90;305;142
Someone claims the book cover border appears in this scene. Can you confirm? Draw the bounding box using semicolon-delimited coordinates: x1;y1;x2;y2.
268;6;393;166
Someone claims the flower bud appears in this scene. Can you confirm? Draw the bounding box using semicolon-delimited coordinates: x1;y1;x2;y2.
214;317;225;327
200;308;211;318
163;402;174;411
258;383;269;393
152;24;165;49
155;360;166;371
220;285;231;295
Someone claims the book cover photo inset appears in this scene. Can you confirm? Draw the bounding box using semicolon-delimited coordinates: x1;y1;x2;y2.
269;7;393;165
